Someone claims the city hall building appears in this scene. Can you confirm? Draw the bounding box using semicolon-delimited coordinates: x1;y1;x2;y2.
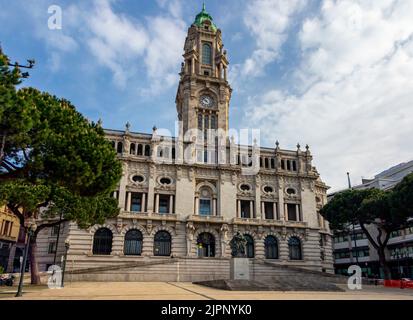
36;6;334;281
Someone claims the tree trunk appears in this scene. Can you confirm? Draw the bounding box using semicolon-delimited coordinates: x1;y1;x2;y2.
378;246;391;280
29;236;41;285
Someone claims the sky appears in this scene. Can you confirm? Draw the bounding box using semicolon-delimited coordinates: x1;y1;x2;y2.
1;0;413;192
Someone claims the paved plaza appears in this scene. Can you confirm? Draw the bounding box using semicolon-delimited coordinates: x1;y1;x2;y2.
0;282;412;300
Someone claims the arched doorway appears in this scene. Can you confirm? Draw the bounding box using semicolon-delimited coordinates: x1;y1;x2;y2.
154;231;171;256
124;230;143;256
289;237;302;260
264;235;279;259
197;232;215;257
93;228;113;255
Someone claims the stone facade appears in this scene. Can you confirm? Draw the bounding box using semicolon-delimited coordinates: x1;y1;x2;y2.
35;6;334;279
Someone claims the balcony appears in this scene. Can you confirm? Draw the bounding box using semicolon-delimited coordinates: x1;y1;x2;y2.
120;211;178;221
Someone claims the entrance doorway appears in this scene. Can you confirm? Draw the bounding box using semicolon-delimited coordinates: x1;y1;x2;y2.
197;232;215;257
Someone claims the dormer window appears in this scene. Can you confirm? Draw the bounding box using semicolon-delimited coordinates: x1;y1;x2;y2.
202;43;212;65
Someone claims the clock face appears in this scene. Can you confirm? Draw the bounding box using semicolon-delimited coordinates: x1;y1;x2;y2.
200;95;213;108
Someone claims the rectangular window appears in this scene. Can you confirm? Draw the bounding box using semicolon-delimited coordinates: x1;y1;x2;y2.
48;241;57;254
131;193;142;212
158;195;170;214
287;203;298;221
292;160;297;171
202;43;212;65
3;221;10;236
270;158;275;169
281;160;285;170
199;199;211;216
240;200;251;218
287;160;291;171
264;202;274;220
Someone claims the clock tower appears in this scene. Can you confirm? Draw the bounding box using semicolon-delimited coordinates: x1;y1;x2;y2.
176;4;232;142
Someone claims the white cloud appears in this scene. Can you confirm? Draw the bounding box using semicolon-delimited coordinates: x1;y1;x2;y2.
243;0;413;191
85;0;149;87
238;0;307;77
142;15;186;95
82;0;185;92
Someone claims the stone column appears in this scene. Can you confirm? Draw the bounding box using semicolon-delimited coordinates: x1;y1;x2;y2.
194;197;199;215
273;202;277;220
155;194;159;213
141;193;146;213
212;199;217;216
261;201;265;220
278;179;285;220
146;165;155;213
118;163;128;210
237;200;241;218
169;195;174;214
250;201;254;219
126;192;131;212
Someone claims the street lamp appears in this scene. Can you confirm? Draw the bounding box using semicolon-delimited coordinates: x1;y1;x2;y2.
15;219;37;297
61;239;70;288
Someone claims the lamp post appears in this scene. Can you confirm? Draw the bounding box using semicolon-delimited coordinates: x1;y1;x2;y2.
347;172;359;266
15;220;37;297
61;239;70;288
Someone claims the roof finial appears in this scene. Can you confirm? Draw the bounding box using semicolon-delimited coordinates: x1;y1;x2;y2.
202;2;206;11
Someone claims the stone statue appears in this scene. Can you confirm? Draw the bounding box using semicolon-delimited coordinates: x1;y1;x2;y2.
229;232;247;257
186;222;196;256
220;224;229;257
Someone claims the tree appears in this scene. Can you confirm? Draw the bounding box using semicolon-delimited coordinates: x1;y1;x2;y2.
0;49;122;284
320;176;413;280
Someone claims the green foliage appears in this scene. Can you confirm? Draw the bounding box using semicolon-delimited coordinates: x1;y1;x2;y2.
391;173;413;219
319;189;375;230
0;266;4;274
0;49;122;228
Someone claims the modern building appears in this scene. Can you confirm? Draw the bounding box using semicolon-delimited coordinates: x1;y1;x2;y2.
331;160;413;278
35;5;334;281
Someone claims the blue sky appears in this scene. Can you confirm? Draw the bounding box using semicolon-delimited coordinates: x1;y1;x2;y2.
1;0;413;191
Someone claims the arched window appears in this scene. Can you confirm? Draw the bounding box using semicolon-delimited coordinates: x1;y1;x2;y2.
197;232;215;257
264;235;278;259
154;231;171;256
111;141;115;149
116;142;123;154
124;230;143;256
202;43;212;65
163;147;170;159
130;143;136;155
289;237;302;260
137;144;143;156
244;234;254;258
198;186;213;216
144;145;151;156
93;228;113;255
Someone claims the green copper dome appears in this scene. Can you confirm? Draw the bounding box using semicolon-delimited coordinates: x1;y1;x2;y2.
194;3;217;31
